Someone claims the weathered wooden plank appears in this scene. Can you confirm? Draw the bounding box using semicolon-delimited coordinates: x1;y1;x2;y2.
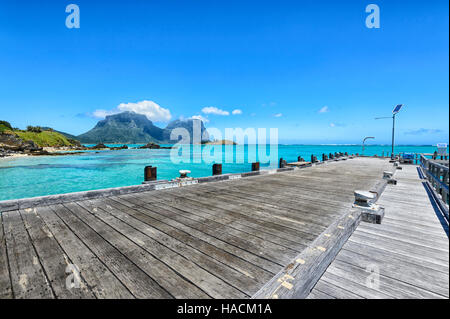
109;197;282;274
2;210;54;298
381;218;447;237
318;268;392;299
73;200;246;298
343;240;449;275
350;231;448;264
19;208;95;299
360;222;448;246
252;208;362;299
51;203;172;299
139;189;327;236
201;183;355;215
102;198;275;284
327;260;445;299
305;285;337;299
356;226;449;253
336;248;449;297
310;279;363;299
128;192;309;250
133;191;317;244
168;188;336;230
84;199;263;296
38;206;134;298
0;213;13;299
114;195;297;265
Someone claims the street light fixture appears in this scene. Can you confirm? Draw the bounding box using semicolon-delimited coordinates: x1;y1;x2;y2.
362;136;375;155
375;104;404;159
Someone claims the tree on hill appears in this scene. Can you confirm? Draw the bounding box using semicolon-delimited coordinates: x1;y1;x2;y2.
26;126;43;133
0;120;13;130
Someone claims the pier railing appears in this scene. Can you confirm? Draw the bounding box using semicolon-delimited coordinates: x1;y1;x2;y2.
419;154;449;206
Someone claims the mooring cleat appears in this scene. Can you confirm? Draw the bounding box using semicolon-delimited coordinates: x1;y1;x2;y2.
354;190;377;203
179;170;191;178
383;171;394;179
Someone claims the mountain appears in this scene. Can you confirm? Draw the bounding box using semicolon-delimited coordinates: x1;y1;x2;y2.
77;112;209;144
77;112;164;143
163;119;210;143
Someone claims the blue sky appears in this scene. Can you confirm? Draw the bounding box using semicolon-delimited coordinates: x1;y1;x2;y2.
0;0;448;144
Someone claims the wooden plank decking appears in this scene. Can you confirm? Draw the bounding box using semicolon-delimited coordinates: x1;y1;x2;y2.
0;157;395;299
307;164;449;299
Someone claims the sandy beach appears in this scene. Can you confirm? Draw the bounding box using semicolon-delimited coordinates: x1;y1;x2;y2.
0;153;29;160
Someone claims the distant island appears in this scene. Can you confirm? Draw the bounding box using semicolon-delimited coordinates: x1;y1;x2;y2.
77;111;209;144
1;112;211;158
202;139;237;145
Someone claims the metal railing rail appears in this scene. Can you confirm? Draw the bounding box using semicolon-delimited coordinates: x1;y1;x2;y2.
419;154;449;206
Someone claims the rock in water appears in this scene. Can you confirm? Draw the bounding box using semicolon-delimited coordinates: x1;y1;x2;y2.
90;143;108;149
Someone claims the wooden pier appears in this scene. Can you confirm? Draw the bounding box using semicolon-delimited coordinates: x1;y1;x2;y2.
308;164;449;299
0;157;448;299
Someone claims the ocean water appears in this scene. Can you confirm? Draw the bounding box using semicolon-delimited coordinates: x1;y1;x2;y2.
0;144;445;201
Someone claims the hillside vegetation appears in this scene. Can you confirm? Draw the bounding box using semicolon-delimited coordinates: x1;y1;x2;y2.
1;121;80;148
0;120;13;133
14;130;75;147
0;124;11;133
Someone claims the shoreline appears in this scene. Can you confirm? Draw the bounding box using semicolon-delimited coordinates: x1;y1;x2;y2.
0;153;30;160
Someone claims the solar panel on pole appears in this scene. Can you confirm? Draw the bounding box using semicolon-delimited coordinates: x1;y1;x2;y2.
392;104;403;114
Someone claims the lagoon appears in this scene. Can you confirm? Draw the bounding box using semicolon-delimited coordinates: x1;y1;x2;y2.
0;144;443;201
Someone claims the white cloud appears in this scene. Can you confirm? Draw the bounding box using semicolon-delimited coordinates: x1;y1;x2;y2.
190;115;209;123
201;106;230;116
92;100;172;122
319;106;329;113
117;100;171;122
274;113;283;118
330;122;346;128
232;109;242;115
92;109;117;118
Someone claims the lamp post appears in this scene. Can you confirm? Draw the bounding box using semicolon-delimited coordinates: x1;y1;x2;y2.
375;104;403;160
362;137;375;155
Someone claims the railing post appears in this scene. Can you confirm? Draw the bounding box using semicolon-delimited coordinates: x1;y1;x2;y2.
144;166;157;181
212;163;222;176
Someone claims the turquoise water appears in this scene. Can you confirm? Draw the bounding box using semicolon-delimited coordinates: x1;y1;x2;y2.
0;144;445;201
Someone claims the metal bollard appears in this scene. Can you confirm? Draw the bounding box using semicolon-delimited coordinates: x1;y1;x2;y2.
212;163;222;176
252;162;260;171
144;166;157;181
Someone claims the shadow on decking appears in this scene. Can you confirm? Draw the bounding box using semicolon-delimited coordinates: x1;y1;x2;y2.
421;181;449;238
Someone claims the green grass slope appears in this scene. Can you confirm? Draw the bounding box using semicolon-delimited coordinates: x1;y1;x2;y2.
13;130;76;147
1;120;80;148
0;124;11;133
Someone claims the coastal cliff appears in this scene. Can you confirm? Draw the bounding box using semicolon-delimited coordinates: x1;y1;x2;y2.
0;121;82;158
